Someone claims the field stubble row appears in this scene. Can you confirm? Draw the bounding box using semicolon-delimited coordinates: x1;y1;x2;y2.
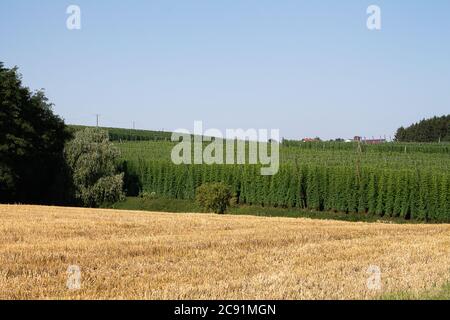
0;205;449;299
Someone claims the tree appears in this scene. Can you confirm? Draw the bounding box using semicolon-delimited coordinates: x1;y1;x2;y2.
0;62;70;204
65;128;124;207
395;115;450;142
195;182;232;214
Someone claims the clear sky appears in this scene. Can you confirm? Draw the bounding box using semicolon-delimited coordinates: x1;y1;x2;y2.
1;0;449;140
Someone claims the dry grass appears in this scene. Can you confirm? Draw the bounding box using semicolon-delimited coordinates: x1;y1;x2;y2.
0;204;449;300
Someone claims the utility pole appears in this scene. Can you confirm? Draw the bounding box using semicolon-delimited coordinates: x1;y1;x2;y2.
95;114;100;127
133;121;135;130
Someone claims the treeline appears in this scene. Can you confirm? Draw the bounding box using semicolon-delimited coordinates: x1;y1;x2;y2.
395;115;450;143
69;125;172;142
124;161;450;222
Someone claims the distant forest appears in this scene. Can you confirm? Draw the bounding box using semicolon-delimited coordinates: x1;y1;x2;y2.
395;115;450;143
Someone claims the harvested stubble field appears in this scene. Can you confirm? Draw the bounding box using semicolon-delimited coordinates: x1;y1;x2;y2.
0;205;449;300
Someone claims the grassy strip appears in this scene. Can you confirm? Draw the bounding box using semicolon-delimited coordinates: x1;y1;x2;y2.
229;205;413;223
112;197;425;224
111;196;202;213
381;282;450;300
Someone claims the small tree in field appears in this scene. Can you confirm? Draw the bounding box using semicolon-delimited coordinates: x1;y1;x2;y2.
65;128;124;207
196;182;232;214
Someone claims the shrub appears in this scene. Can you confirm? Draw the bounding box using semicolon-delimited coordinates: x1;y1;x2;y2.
195;182;232;214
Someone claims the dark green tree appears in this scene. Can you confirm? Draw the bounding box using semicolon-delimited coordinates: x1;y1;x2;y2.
395;115;449;142
0;62;71;204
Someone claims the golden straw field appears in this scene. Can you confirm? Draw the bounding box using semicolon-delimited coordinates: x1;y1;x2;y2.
0;205;449;300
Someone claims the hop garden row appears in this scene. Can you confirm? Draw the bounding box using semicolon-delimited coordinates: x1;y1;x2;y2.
124;160;449;222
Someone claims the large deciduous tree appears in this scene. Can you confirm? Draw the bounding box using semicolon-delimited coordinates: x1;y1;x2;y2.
0;62;70;203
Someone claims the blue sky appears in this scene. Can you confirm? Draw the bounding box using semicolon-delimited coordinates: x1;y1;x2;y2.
1;0;449;140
